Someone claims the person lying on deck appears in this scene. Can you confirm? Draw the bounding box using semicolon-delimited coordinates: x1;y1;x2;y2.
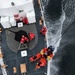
29;46;55;69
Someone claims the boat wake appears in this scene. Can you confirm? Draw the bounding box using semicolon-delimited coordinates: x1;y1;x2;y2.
45;11;65;75
41;0;65;75
41;0;75;75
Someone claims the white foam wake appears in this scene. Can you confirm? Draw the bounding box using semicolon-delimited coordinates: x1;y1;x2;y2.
40;1;65;75
46;12;65;75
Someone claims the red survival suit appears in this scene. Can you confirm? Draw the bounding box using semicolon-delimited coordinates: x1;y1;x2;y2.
40;26;47;36
20;35;29;44
28;32;35;41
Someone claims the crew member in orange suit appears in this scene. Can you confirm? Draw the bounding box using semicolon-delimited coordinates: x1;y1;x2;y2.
29;46;55;70
40;47;54;60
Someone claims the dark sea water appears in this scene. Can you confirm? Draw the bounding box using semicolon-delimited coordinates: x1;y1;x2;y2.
41;0;75;75
45;0;62;20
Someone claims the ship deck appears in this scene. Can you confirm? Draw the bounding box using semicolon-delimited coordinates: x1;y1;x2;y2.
0;0;47;75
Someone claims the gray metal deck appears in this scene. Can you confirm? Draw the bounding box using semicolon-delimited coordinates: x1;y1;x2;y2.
0;0;47;75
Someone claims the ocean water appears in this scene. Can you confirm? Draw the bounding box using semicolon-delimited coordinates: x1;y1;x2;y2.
41;0;75;75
